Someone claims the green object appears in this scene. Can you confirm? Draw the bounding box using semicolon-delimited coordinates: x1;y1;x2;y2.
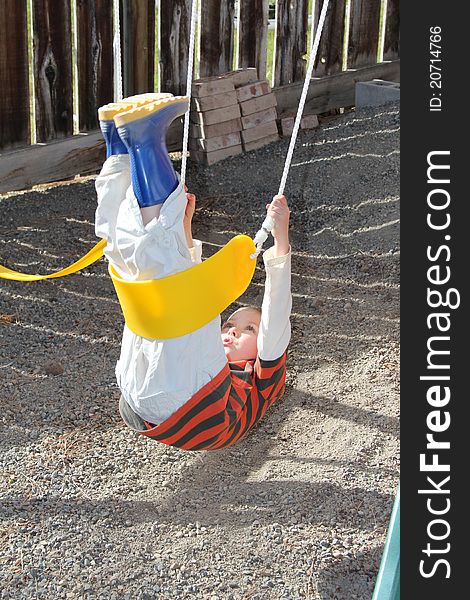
372;486;400;600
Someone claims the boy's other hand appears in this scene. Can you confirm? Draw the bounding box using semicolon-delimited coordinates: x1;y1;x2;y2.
184;192;196;223
183;190;196;249
266;194;290;256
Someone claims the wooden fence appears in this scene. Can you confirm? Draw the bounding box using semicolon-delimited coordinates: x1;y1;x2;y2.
0;0;399;192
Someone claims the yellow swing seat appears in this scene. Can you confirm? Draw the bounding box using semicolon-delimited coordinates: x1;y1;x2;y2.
1;235;256;339
109;234;256;339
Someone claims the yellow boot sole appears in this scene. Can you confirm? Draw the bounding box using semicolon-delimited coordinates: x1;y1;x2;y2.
113;96;189;128
118;92;173;105
98;93;174;121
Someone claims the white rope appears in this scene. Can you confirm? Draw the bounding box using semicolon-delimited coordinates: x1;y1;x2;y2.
113;0;123;101
180;0;198;186
278;0;330;195
252;0;331;256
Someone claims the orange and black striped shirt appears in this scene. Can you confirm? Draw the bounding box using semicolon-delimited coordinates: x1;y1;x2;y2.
119;352;287;451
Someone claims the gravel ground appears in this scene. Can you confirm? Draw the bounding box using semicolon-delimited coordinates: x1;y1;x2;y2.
0;103;400;600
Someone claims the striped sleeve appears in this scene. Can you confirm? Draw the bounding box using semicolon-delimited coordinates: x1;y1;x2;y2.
206;353;288;450
255;352;287;408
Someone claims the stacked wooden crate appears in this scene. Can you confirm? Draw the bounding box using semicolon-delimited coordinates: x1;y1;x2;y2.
190;68;280;166
190;75;243;166
237;77;279;152
279;113;320;137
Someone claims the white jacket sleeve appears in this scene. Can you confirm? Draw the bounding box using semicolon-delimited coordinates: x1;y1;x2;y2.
257;246;292;361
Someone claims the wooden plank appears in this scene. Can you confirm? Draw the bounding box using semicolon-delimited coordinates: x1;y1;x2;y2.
0;133;105;194
275;60;400;115
160;0;192;96
122;0;155;96
32;0;74;142
199;0;235;78
77;0;114;131
312;0;347;76
0;121;183;194
383;0;400;61
0;0;30;150
238;0;268;80
274;0;309;87
347;0;382;68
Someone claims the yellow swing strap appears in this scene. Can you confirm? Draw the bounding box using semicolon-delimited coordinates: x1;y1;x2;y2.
109;235;256;339
0;239;106;281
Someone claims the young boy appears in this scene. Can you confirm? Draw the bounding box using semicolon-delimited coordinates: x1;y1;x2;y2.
95;95;291;450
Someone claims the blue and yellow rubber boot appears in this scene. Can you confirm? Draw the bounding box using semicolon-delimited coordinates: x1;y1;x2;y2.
98;102;134;158
98;93;174;159
114;96;189;207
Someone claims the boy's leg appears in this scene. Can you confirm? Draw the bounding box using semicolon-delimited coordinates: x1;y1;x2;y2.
99;102;133;158
114;97;189;224
95;102;136;259
95;95;175;260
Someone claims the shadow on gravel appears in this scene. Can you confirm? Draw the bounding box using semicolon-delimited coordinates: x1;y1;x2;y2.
292;391;399;438
0;480;392;533
313;547;382;600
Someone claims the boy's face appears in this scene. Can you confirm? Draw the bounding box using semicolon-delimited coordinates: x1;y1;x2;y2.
221;307;261;362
